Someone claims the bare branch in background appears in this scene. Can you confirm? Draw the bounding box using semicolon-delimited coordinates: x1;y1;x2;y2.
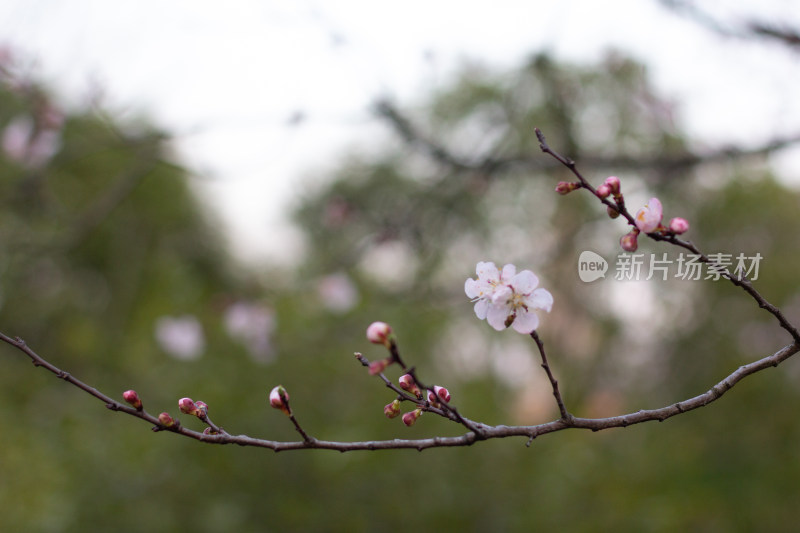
375;98;800;179
659;0;800;51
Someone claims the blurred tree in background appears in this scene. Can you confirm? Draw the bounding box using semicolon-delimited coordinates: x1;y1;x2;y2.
2;41;800;532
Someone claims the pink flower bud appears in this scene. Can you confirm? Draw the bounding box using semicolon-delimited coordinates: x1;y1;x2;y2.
122;389;142;410
158;412;176;427
368;357;391;375
555;181;580;195
620;231;639;252
269;385;291;416
427;389;439;406
434;385;451;403
202;427;219;435
669;217;689;234
366;321;392;345
402;408;422;427
178;397;199;416
596;184;611;199
398;374;421;397
607;205;620;219
194;400;208;418
384;399;401;419
604;176;621;194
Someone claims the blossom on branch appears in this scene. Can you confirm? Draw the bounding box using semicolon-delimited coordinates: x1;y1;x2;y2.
634;197;663;233
465;262;553;334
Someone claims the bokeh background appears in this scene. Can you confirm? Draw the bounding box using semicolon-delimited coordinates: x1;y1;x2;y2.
2;1;800;531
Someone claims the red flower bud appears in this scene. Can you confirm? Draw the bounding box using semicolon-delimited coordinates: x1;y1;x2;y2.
384;399;401;419
555;181;580;195
368;357;391;375
122;390;142;410
669;217;689;234
158;412;176;427
194;401;208;418
604;176;621;194
427;389;439;406
366;321;393;345
434;385;451;403
269;385;291;416
398;374;421;397
620;231;639;252
402;409;422;427
596;184;611;199
178;397;199;416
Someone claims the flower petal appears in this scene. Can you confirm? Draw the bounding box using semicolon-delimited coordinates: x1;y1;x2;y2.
491;285;513;306
486;304;509;331
511;309;539;334
473;299;489;320
465;278;479;298
510;270;538;294
649;197;663;219
527;287;553;313
501;264;516;282
476;261;499;282
634;197;663;233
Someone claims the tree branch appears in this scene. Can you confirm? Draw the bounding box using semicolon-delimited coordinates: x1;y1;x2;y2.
3;329;796;451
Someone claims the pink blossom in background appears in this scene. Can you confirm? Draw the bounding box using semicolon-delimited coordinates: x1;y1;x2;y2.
154;315;205;361
223;301;276;364
316;272;358;313
1;113;62;169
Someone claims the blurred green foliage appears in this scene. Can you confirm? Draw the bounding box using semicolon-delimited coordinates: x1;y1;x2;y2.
2;50;800;532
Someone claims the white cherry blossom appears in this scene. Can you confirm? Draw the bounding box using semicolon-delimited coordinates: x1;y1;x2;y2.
465;261;553;334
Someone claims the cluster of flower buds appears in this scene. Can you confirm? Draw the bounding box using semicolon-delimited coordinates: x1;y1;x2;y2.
620;196;690;252
269;385;291;416
122;389;143;410
366;322;396;375
178;397;207;419
427;385;451;407
557;174;691;253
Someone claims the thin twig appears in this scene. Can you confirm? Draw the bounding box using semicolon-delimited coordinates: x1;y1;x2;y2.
530;331;571;421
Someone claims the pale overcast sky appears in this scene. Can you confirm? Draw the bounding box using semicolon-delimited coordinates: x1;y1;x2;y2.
1;0;798;265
